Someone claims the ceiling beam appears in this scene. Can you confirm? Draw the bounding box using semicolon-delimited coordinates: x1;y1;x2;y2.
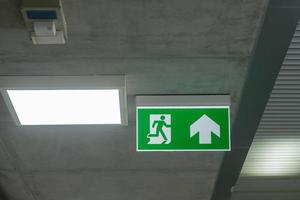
210;1;300;200
0;187;8;200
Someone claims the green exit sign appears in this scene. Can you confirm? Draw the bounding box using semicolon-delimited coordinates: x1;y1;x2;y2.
136;106;230;151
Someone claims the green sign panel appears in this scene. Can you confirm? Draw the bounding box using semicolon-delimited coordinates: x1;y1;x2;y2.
136;106;230;151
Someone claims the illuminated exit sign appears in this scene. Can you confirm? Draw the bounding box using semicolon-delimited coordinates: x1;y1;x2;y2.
136;96;231;151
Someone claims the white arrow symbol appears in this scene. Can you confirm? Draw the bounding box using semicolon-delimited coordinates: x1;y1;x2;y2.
190;114;220;144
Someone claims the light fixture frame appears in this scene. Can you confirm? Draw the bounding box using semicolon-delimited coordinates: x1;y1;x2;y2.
0;76;127;126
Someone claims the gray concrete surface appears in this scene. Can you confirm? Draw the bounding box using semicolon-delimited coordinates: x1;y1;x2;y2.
0;0;268;200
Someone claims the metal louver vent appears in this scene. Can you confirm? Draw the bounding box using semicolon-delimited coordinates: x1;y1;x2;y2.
241;22;300;176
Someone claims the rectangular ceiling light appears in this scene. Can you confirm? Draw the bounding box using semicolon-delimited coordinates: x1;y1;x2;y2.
241;137;300;176
0;76;127;125
7;89;121;125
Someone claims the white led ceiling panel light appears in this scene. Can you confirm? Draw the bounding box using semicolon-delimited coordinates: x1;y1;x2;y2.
241;137;300;176
0;76;127;125
7;89;121;125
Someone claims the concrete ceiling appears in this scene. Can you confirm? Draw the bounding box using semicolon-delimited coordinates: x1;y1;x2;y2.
0;0;268;200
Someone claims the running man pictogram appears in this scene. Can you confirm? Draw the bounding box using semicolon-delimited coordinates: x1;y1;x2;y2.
148;115;171;144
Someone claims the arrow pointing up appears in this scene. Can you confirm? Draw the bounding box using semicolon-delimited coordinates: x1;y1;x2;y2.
190;114;220;144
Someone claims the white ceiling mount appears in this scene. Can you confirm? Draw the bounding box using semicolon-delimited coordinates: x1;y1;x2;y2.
136;95;231;107
33;21;56;36
31;30;65;45
0;76;127;126
21;0;67;45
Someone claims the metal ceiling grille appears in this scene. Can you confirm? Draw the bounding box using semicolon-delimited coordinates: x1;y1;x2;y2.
241;22;300;176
